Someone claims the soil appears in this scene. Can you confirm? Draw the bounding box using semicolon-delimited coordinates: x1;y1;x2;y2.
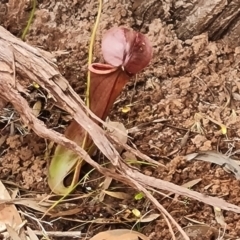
1;0;240;239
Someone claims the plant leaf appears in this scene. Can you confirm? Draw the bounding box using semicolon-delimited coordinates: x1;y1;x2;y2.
134;192;144;200
89;63;129;120
102;27;152;74
186;151;240;179
32;100;42;117
48;26;152;195
48;64;130;194
140;213;160;223
175;225;219;240
132;208;141;218
121;105;131;113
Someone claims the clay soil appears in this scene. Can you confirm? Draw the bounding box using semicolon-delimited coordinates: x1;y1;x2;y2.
1;0;240;239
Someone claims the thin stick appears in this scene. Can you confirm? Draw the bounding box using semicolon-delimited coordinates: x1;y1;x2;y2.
33;231;82;237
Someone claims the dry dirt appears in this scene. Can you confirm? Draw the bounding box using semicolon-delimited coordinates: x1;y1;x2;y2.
1;0;240;239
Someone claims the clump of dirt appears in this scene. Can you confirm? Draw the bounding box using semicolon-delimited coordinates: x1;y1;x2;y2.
1;0;240;239
0;134;46;189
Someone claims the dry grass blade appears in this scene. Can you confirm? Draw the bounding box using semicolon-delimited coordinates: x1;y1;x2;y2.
26;227;39;240
98;176;113;202
13;199;50;213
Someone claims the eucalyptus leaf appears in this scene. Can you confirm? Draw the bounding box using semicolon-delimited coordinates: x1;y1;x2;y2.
186;151;240;179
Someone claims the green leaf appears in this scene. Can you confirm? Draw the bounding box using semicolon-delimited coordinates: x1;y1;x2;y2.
134;192;145;200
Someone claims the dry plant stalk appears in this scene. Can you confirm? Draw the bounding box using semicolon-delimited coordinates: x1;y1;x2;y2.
2;26;240;240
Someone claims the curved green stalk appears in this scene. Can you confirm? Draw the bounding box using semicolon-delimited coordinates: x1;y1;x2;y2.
70;0;103;189
86;0;103;108
21;0;37;41
47;0;103;198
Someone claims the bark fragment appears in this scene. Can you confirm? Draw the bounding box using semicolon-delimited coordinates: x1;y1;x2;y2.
175;0;240;47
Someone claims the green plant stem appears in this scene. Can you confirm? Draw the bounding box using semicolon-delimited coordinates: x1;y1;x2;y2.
70;0;103;188
86;0;103;108
21;0;37;41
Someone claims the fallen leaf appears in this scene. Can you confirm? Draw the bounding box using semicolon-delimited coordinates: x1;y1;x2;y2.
50;207;85;218
32;82;39;89
184;217;205;225
181;178;202;188
134;192;145;200
13;199;50;214
103;190;131;200
121;105;131;113
140;213;160;223
175;225;218;240
89;229;149;240
232;92;240;101
0;97;7;110
0;135;7;147
180;129;190;148
162;178;202;201
186;151;240;179
0;181;27;239
132;208;141;218
32;100;42;117
133;0;145;10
